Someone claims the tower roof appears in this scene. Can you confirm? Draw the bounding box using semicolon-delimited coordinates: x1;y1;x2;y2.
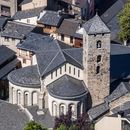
83;14;110;34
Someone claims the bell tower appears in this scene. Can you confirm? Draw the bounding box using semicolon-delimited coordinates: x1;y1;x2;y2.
83;14;110;106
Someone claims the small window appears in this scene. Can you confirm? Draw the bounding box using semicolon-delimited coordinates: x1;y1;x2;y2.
70;36;73;43
96;66;100;74
97;55;101;63
65;64;66;72
61;34;64;41
69;66;71;74
23;59;26;63
78;70;80;77
97;40;101;48
60;67;62;74
74;68;75;75
27;19;30;23
55;70;57;77
5;37;9;42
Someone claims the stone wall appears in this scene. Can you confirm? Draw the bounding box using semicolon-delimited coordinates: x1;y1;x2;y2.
83;29;110;106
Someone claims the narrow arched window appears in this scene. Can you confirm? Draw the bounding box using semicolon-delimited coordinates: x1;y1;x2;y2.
96;66;100;74
97;55;101;63
97;40;101;48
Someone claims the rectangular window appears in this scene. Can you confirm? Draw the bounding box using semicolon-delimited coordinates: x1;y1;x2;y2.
69;66;71;74
74;68;75;75
60;67;62;74
5;37;9;42
78;70;80;77
70;36;73;43
23;59;26;63
55;70;57;77
61;34;64;41
96;66;100;74
65;64;66;72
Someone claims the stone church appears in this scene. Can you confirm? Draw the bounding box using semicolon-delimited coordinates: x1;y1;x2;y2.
8;14;130;119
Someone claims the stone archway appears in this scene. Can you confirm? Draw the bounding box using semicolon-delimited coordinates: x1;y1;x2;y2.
52;101;57;117
24;91;29;106
17;90;22;105
59;103;66;115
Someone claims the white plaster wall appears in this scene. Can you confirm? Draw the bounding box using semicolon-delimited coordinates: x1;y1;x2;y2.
32;55;37;65
57;35;74;46
95;116;122;130
44;63;83;86
15;17;38;25
18;57;32;67
21;0;47;10
9;82;40;106
1;37;20;52
48;94;80;117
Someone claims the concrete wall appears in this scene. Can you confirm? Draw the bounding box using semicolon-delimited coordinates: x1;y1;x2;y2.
95;116;121;130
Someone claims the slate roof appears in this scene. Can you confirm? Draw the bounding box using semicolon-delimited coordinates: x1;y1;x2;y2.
17;36;83;77
110;44;130;79
105;82;130;103
0;58;20;79
27;106;55;128
57;19;79;37
0;45;15;66
111;43;130;55
0;100;28;130
8;65;41;88
13;7;44;20
1;21;35;39
88;102;109;121
36;48;83;77
38;10;63;27
47;75;88;99
112;101;130;114
101;0;126;41
0;16;8;29
83;14;110;34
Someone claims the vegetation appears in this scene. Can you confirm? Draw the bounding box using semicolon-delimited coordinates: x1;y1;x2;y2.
24;121;48;130
118;0;130;44
54;107;92;130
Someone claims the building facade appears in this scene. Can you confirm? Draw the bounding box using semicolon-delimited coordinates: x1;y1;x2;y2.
7;14;111;118
0;0;17;17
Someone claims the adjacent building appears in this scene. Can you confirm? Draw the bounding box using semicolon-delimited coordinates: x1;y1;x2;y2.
0;0;18;17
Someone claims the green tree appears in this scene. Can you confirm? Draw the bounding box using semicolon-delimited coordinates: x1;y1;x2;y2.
69;125;78;130
118;0;130;45
24;121;48;130
56;124;68;130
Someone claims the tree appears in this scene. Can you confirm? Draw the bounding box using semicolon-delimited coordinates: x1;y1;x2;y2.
24;121;48;130
118;0;130;45
54;107;91;130
69;125;78;130
56;124;68;130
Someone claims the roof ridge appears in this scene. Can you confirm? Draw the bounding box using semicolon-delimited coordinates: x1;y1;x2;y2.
55;40;66;61
63;49;83;67
41;51;60;76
